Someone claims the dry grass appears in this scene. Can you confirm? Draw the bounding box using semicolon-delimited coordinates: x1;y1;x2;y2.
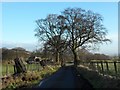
1;65;60;90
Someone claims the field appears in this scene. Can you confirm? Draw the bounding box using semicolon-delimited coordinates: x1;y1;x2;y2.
2;63;42;76
2;60;120;77
101;62;120;76
80;60;120;77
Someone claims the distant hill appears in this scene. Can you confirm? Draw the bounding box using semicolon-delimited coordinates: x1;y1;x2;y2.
1;47;31;61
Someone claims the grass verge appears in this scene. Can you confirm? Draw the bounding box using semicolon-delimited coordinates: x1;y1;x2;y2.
2;65;60;90
76;65;120;89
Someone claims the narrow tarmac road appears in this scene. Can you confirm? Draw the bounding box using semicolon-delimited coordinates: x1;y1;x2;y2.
37;66;94;89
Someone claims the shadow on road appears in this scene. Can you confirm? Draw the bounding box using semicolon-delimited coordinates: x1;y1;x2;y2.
37;65;94;89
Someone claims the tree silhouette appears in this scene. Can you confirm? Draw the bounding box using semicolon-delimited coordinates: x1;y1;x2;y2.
61;8;111;66
35;14;68;64
35;8;111;66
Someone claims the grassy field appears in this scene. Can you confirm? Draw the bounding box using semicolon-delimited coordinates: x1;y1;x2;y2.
80;60;120;77
2;63;42;76
95;62;120;76
2;60;120;77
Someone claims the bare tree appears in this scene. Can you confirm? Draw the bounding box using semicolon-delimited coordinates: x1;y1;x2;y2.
61;8;111;66
35;14;68;64
35;8;111;67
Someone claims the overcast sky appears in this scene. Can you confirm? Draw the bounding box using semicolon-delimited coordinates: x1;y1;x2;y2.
1;2;118;56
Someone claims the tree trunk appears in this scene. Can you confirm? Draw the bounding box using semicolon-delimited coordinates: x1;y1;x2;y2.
56;52;60;64
72;49;78;67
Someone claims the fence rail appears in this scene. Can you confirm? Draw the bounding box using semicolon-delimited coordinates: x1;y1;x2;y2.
79;61;120;77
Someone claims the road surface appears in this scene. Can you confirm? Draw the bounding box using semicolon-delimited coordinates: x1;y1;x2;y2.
37;66;94;89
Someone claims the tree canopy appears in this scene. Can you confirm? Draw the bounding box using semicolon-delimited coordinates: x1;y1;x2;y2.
35;7;111;66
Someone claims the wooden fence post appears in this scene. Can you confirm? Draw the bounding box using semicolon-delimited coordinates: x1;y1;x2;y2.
31;64;33;71
96;62;99;71
100;61;104;75
36;63;38;71
28;64;29;71
37;63;39;71
36;63;38;70
31;64;32;71
32;64;34;71
39;63;41;71
6;64;8;76
114;61;117;74
105;62;109;72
